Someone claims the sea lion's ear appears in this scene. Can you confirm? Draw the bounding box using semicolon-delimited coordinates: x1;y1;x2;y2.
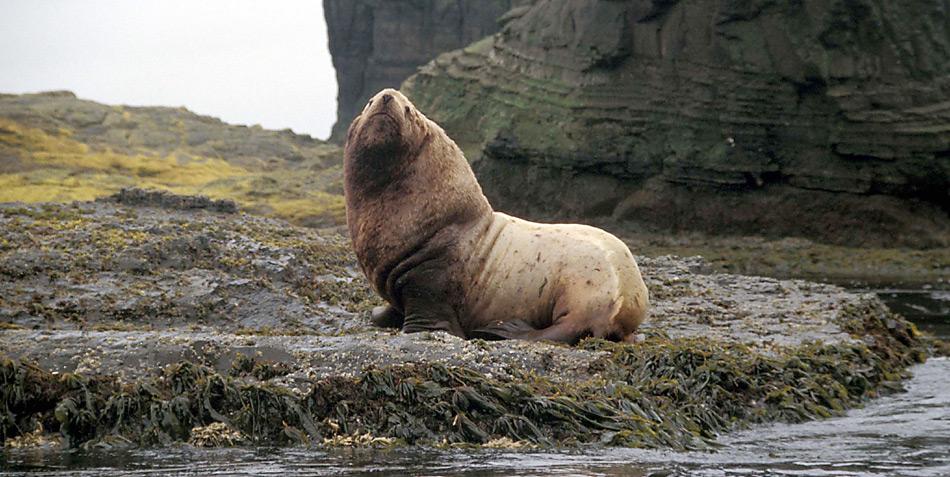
418;129;433;152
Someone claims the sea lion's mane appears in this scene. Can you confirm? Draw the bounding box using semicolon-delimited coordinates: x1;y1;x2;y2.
343;89;490;304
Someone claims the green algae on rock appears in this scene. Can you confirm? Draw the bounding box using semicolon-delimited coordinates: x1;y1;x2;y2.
606;228;950;287
0;195;378;334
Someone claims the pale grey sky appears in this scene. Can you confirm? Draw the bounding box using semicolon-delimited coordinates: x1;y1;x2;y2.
0;0;338;139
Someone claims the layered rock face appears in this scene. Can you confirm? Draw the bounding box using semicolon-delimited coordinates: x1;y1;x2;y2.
403;0;950;247
324;0;531;141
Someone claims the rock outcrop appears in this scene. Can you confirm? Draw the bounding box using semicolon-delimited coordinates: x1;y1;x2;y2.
0;196;930;449
323;0;531;141
402;0;950;247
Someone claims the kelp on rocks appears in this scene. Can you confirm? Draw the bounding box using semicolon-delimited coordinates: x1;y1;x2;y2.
0;301;927;451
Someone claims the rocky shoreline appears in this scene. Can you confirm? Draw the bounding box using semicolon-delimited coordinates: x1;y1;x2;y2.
0;193;938;451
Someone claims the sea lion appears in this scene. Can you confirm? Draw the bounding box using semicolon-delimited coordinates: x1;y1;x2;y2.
343;88;649;344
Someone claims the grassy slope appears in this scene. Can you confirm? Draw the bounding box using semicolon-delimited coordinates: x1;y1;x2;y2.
0;93;345;227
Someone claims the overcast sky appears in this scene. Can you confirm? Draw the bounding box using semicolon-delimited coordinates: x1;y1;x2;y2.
0;0;338;139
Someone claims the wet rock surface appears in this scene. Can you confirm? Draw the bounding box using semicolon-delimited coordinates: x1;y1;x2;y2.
0;195;934;450
0;198;371;335
0;199;872;368
611;228;950;287
105;188;239;214
402;0;950;247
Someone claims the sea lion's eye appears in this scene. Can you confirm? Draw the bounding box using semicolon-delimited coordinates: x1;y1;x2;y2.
405;106;411;115
367;100;373;108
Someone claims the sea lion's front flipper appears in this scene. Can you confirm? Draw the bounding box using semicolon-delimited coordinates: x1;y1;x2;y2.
371;305;404;329
395;258;467;339
469;319;537;341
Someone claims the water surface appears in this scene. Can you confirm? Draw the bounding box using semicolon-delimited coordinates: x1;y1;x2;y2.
872;287;950;338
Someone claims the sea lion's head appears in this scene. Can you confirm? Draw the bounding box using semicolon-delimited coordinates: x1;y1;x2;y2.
345;88;429;158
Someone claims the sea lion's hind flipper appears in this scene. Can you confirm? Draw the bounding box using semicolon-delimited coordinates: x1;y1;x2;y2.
469;319;537;341
401;313;466;339
371;305;405;329
474;319;591;344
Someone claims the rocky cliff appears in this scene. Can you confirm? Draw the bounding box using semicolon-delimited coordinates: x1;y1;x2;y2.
402;0;950;247
323;0;531;141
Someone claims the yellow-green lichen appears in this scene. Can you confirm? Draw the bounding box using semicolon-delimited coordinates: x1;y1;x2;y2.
0;117;346;227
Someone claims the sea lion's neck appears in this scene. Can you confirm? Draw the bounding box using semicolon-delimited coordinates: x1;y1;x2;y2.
344;136;493;304
344;146;413;197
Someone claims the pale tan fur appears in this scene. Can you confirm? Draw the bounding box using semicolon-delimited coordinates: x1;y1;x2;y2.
344;88;649;344
461;213;649;342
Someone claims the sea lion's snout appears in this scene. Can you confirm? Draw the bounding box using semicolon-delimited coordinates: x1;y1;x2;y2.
366;89;400;116
347;89;410;155
345;88;430;160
